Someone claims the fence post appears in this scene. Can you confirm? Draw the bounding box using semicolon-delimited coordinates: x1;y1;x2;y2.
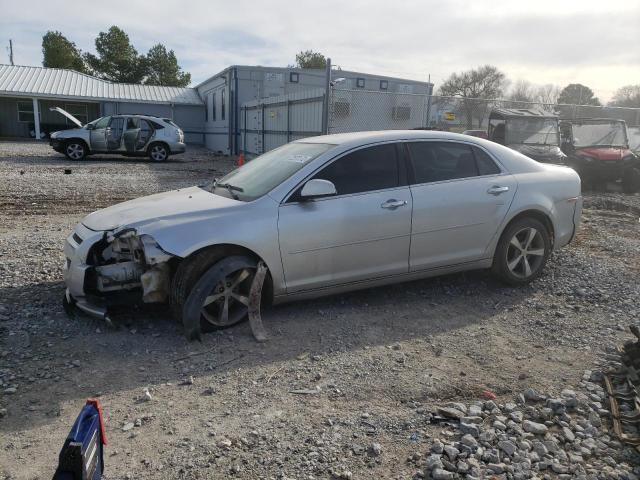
242;106;247;154
261;103;265;154
286;99;291;143
322;57;331;135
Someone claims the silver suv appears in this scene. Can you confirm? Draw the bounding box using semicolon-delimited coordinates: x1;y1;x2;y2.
49;107;186;161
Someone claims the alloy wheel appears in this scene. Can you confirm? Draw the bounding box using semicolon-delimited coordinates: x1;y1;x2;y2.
201;268;254;327
506;227;546;279
150;145;167;161
66;143;84;160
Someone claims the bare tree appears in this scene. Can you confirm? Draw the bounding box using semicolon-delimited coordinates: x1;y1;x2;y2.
438;65;507;129
535;84;561;106
508;80;535;103
610;85;640;108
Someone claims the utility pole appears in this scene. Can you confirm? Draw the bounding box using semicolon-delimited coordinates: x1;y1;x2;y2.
8;39;14;65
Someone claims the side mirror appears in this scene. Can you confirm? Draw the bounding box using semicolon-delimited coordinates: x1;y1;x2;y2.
300;179;337;200
85;124;94;130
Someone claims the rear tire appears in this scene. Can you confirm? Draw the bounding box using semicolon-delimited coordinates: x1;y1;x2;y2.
622;167;640;194
148;143;169;162
492;217;551;286
64;141;87;161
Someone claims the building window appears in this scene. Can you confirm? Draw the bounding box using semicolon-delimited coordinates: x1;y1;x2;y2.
64;104;88;125
289;72;299;83
17;101;34;123
212;92;217;121
221;90;226;121
380;80;388;90
205;94;209;122
356;78;365;89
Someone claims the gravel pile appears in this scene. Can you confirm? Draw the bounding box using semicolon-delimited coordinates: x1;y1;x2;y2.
419;365;640;479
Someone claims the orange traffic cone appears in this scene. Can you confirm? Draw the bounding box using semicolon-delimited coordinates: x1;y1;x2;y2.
237;152;245;166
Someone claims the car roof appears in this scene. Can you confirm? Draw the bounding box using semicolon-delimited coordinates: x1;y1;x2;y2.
295;130;484;148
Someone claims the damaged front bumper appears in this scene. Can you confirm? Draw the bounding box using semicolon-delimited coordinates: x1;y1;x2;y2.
63;223;176;320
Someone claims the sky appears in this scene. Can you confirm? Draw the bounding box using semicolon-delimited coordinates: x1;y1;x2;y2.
1;0;638;102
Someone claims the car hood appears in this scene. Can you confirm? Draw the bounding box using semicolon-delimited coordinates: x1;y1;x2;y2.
576;146;631;161
82;186;239;231
507;144;565;163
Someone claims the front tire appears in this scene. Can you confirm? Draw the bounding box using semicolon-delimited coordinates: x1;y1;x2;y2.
149;143;169;162
622;167;640;194
171;249;257;339
492;218;551;286
64;141;87;161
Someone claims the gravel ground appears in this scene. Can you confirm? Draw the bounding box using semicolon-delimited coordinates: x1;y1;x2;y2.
1;140;640;479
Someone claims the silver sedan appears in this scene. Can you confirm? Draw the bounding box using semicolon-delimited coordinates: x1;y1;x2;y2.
63;130;582;337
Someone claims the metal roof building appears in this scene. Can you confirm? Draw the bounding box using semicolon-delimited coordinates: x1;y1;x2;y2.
0;64;204;141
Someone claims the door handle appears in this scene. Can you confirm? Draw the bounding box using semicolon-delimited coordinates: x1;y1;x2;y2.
381;199;408;210
487;185;510;195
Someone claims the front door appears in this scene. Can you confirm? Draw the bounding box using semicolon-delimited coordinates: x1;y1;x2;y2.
278;143;412;293
407;141;517;271
89;116;111;151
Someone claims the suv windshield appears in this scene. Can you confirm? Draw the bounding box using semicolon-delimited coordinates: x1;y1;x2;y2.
506;118;559;146
206;142;335;201
571;121;628;148
627;126;640;151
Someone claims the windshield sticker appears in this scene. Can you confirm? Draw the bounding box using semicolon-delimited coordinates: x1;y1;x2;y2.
285;154;313;163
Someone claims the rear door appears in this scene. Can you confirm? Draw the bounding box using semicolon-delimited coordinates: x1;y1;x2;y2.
407;141;517;271
278;143;412;292
107;117;125;151
123;117;140;152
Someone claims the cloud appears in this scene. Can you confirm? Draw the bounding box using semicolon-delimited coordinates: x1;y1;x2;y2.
0;0;637;101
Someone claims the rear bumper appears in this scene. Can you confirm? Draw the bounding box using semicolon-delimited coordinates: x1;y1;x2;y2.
169;142;186;154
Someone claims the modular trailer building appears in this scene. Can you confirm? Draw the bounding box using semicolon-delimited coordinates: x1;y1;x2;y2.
196;65;433;154
0;63;433;154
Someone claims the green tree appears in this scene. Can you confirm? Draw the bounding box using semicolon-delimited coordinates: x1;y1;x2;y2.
84;26;146;83
295;50;327;69
610;85;640;108
41;31;85;72
144;44;191;87
438;65;507;128
557;83;600;106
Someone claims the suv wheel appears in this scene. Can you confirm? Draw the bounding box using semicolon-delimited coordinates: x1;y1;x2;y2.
622;167;640;194
65;141;87;160
149;143;169;162
492;217;551;285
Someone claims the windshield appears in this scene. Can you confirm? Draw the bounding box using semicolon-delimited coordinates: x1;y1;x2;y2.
628;126;640;151
207;142;336;201
571;121;628;148
506;118;559;146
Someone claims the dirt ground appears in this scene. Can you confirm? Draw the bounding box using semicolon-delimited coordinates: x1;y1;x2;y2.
1;141;639;479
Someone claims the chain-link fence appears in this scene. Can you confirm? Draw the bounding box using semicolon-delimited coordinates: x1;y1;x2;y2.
328;88;640;134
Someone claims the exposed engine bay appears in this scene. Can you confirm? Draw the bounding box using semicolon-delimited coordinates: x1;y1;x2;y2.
87;229;174;303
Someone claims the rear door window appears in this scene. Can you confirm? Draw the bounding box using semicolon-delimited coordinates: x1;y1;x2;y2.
408;142;479;183
472;146;501;175
313;143;399;196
